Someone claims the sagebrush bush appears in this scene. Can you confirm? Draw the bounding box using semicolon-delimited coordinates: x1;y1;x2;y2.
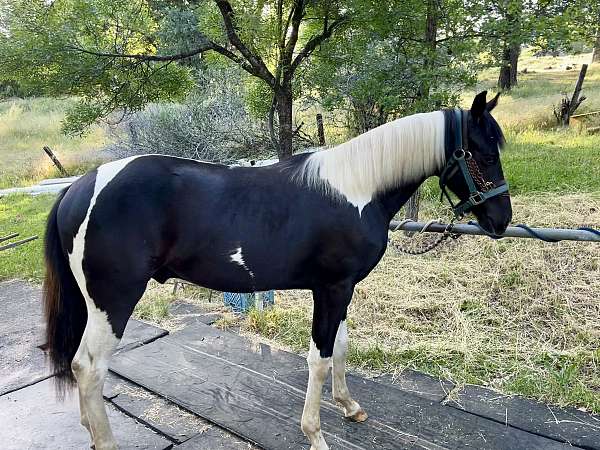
111;68;275;163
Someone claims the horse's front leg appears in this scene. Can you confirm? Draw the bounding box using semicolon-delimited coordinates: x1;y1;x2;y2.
332;320;367;422
302;281;359;450
302;339;331;450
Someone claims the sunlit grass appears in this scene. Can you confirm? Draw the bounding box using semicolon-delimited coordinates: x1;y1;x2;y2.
0;97;109;188
465;51;600;131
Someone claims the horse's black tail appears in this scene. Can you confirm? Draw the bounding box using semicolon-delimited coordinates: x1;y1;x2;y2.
42;187;87;396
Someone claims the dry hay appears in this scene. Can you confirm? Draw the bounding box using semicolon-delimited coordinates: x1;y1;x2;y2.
266;193;600;409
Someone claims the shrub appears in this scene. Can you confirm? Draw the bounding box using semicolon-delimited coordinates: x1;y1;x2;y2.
111;68;275;163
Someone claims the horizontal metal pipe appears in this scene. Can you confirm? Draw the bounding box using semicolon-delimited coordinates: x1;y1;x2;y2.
389;221;600;243
0;235;38;252
0;233;19;244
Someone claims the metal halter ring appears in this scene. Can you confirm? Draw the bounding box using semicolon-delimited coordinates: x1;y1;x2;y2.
453;149;465;159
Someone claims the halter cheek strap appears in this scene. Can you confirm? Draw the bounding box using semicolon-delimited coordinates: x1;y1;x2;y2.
439;109;509;219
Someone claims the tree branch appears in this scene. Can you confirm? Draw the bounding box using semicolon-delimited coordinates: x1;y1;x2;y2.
214;0;275;86
282;0;305;68
290;15;348;74
66;43;213;61
67;38;267;81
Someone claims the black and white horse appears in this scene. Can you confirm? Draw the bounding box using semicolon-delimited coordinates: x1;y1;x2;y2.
43;92;511;450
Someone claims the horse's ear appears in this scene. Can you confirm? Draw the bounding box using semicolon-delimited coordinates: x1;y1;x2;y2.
471;91;487;119
486;92;501;112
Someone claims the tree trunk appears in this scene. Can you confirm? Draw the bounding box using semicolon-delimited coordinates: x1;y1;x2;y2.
593;29;600;64
418;0;439;100
276;84;294;160
498;42;520;90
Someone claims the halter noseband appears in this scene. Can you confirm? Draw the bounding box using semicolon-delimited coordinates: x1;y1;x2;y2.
439;109;509;219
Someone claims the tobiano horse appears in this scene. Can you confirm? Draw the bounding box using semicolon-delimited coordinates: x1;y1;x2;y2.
42;91;511;450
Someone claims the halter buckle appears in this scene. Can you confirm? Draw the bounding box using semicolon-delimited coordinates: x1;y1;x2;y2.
469;192;484;205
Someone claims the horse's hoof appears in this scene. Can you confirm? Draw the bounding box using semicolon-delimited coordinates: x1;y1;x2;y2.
347;408;368;422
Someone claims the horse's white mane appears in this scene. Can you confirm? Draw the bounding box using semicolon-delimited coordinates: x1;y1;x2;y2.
296;111;446;214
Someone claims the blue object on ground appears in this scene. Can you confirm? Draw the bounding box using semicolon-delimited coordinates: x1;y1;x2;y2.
223;291;275;313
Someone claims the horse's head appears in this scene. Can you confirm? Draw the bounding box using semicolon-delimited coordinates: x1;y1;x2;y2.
440;91;512;235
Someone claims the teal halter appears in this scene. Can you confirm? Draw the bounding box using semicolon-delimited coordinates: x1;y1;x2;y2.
439;109;509;219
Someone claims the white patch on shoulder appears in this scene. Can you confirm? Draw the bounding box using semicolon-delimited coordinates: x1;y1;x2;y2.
230;246;255;278
69;156;144;323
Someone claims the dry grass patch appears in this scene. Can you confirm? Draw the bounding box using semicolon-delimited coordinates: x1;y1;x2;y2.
245;193;600;413
0;97;109;188
465;51;600;131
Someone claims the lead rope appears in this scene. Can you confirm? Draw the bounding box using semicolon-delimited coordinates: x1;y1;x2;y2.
389;218;461;255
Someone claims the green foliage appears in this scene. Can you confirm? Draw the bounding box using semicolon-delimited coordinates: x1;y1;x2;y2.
0;0;193;134
245;77;273;120
114;67;274;162
303;0;478;134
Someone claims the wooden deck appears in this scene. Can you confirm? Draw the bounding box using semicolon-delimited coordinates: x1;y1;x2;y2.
1;280;599;450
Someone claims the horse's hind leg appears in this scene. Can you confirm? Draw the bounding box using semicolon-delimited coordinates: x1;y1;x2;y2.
72;310;119;450
71;281;147;450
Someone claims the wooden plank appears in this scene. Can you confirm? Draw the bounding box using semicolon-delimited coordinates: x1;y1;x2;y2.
372;371;453;403
0;233;18;243
110;323;570;450
0;378;171;450
0;235;38;252
38;176;80;186
0;280;49;395
116;319;169;352
176;427;257;449
0;281;168;394
104;373;214;443
43;146;68;176
571;111;600;119
446;384;600;449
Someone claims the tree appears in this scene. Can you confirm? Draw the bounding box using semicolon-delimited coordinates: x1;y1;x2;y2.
303;0;479;135
562;0;600;64
0;0;349;159
479;0;574;90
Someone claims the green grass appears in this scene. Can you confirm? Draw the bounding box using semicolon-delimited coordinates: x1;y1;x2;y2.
134;289;173;324
0;194;54;281
503;129;600;195
0;97;108;188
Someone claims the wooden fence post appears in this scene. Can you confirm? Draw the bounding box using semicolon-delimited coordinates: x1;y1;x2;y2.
554;64;588;126
43;146;68;176
316;114;326;146
404;189;421;236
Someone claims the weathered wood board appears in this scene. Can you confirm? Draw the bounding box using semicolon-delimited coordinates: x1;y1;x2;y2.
110;322;570;450
0;377;171;450
447;384;600;450
0;279;168;395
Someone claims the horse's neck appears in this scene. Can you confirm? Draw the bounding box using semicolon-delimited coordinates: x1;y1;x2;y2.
376;179;426;223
